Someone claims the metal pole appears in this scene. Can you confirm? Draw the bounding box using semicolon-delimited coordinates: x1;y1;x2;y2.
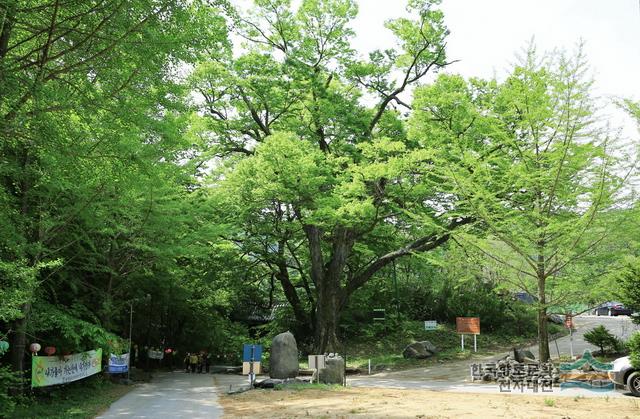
461;334;465;351
569;327;574;358
473;334;477;353
249;345;255;387
127;302;133;381
392;260;399;316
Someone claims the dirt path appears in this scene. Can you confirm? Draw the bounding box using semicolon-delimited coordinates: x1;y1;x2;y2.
220;387;640;418
96;372;222;419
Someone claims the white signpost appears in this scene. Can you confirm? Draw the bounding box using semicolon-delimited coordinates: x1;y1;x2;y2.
424;320;437;331
456;317;480;352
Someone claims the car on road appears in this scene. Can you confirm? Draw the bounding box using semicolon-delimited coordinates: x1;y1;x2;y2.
593;302;633;316
608;356;640;397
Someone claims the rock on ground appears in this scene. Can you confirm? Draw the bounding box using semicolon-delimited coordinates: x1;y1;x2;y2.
402;341;438;359
318;355;344;385
513;348;536;363
269;331;299;379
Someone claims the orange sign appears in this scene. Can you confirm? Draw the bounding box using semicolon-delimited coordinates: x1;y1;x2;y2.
564;314;573;329
456;317;480;334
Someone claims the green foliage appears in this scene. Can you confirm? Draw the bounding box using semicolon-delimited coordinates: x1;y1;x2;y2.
28;303;126;355
617;255;640;323
0;259;59;322
583;325;620;354
342;244;539;341
628;332;640;370
343;318;539;371
408;45;631;361
0;0;245;392
0;365;21;418
11;375;132;419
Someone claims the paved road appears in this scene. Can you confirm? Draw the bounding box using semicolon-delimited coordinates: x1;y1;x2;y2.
349;315;639;398
97;372;222;419
535;315;640;359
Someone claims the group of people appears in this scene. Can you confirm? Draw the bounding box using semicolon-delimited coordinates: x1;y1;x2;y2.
184;352;210;373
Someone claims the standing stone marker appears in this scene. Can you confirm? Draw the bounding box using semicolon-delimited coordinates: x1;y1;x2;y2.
318;354;344;385
269;331;299;379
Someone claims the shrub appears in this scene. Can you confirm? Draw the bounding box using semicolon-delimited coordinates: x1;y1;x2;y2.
583;325;619;354
628;331;640;369
0;365;20;418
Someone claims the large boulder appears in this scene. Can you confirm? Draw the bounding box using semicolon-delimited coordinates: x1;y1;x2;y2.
318;355;344;385
269;331;299;379
513;348;536;363
402;341;438;359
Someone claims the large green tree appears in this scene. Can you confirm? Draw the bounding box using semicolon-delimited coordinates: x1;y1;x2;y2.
195;0;470;351
409;47;631;361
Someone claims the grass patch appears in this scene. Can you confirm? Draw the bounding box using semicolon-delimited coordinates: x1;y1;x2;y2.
544;398;556;407
274;383;342;391
11;375;133;419
341;321;557;371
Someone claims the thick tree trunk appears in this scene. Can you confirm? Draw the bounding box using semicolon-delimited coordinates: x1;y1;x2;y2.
537;299;550;362
303;219;471;353
536;231;551;362
537;253;550;362
10;303;31;392
314;280;341;353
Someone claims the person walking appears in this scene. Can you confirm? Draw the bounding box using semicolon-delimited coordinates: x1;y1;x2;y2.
189;352;198;373
184;353;190;373
197;353;204;373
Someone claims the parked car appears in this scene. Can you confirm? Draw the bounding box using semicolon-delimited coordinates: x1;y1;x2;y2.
514;291;536;304
593;302;633;316
608;356;640;397
611;304;634;316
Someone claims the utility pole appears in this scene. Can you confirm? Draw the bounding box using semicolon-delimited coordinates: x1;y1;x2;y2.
127;302;133;381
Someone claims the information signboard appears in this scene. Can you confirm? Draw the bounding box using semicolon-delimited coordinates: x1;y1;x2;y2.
456;317;480;334
147;349;164;360
424;320;437;331
372;309;385;321
108;353;129;374
32;349;102;388
242;344;263;362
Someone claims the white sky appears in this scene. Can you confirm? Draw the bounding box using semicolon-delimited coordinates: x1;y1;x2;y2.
351;0;640;133
231;0;640;135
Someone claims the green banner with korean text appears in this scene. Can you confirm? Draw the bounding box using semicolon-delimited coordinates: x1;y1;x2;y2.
31;348;102;387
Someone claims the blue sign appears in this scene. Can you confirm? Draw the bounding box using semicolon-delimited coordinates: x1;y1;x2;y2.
108;353;129;373
242;344;263;362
